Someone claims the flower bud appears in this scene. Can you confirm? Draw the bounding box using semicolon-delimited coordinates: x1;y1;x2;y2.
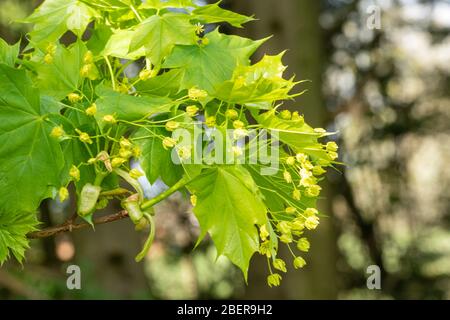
283;170;292;183
297;237;310;252
205;116;216;128
103;114;117;124
165;121;180;131
292;189;301;201
162;137;177;149
69;165;80;182
305;215;320;230
225;109;239;119
44;53;54;64
68;93;81;103
59;187;69;202
129;168;144;179
267;273;282;287
111;157;126;168
233;120;245;129
280;110;291;120
259;224;269;241
188;87;208;100
190;194;197;207
83;51;94;64
50;126;65;138
305;185;321;197
186;105;199;117
273;259;287;273
285;207;296;214
293;256;306;269
85;103;97;116
139;69;152;81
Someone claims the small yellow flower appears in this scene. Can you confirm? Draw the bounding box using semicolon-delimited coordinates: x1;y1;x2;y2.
291;219;304;231
103;114;117;124
85;103;97;116
273;259;287;273
293;256;307;269
328;151;338;160
280;233;293;243
225;109;239;119
120;137;132;149
194;22;205;35
165;121;180;131
291;112;304;123
286;156;296;166
139;69;152;81
296;153;308;164
50;126;65;138
190;194;197;207
280;110;291;120
302;160;314;171
259;224;269;241
177;145;192;160
277;221;291;234
68;93;81;103
292;189;301;201
201;37;210;46
267;273;282;287
186;105;199;117
88;158;97;164
305;185;321;197
259;241;272;258
69;165;80;182
46;43;57;55
314;127;326;134
188;87;208;100
303;207;317;216
162;137;177;149
297;237;310;252
111;157;126;168
305;215;320;230
283;170;292;183
75;129;93;144
205;116;216;128
129;168;144;179
132;146;141;157
59;187;69;202
83;51;94;64
80;63;93;78
326;141;338;152
285;207;296;214
233;120;245;129
44;53;54;64
119;148;132;159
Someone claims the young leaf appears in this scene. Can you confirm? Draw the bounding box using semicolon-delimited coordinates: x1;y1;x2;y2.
188;166;268;279
94;86;173;128
192;1;255;28
214;53;298;108
129;13;197;65
0;64;64;213
0;39;20;67
0;211;39;265
163;29;266;92
132;127;184;186
23;0;98;44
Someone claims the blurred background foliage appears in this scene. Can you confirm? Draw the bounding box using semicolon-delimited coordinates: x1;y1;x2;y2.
0;0;448;300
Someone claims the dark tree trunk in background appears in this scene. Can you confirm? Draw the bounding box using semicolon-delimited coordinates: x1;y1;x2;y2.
229;0;338;299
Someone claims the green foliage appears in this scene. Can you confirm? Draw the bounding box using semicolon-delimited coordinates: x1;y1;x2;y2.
0;211;39;264
0;0;339;284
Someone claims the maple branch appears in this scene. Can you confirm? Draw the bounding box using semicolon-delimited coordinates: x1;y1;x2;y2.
27;210;129;239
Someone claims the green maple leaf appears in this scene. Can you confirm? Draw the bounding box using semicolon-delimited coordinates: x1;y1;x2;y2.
0;39;20;67
214;53;299;108
132;127;184;186
0;64;65;213
257;111;331;160
94;85;173;129
129;13;197;65
0;211;39;264
163;29;266;92
23;0;99;44
192;1;255;28
188;166;268;279
35;40;87;100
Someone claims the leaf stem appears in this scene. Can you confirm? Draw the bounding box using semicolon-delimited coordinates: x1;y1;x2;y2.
104;56;116;90
141;176;190;210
